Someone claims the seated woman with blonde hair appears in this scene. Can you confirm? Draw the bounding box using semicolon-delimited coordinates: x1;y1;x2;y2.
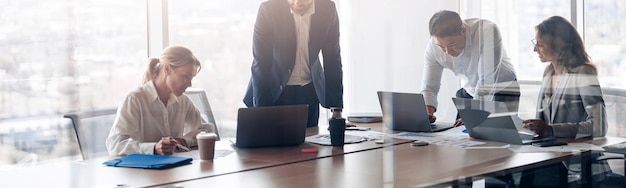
106;45;212;156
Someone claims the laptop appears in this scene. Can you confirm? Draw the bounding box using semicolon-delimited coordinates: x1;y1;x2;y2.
452;97;554;145
377;91;453;132
235;105;308;148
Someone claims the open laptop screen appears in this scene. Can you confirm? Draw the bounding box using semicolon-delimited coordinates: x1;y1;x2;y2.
452;98;551;145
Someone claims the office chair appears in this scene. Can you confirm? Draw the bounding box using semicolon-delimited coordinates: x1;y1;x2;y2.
64;107;118;160
596;152;626;188
516;142;624;187
184;87;220;141
583;143;626;188
592;88;626;188
561;88;626;188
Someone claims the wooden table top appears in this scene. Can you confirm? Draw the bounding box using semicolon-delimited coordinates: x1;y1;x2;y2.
164;135;626;188
0;123;411;188
3;122;624;188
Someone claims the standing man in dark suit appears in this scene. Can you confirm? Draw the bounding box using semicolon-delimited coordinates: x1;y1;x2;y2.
244;0;345;127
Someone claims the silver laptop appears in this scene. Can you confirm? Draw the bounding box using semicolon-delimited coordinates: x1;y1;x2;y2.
452;97;554;145
377;91;453;132
235;105;308;148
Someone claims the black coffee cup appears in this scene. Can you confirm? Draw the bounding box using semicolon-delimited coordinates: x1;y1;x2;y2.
329;117;346;147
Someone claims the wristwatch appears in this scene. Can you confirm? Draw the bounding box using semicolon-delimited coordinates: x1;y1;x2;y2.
330;107;342;113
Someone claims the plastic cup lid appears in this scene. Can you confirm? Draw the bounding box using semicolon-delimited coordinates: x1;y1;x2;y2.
196;132;217;139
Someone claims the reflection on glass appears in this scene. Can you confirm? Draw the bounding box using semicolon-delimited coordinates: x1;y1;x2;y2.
467;0;570;120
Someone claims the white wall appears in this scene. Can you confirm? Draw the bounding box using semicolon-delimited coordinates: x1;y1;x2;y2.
338;0;460;122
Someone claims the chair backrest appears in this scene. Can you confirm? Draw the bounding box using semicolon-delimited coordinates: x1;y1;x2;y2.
602;87;626;137
184;88;220;140
64;107;117;160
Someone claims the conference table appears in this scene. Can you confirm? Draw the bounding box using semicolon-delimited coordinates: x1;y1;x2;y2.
1;123;624;188
0;123;410;188
163;136;626;188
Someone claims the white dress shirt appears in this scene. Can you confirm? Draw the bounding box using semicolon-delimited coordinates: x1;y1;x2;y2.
106;81;211;155
421;18;517;109
286;1;315;86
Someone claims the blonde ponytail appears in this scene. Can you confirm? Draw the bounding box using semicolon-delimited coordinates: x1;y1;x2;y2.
143;58;162;84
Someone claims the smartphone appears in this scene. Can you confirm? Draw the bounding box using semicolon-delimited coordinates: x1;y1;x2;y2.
532;141;567;147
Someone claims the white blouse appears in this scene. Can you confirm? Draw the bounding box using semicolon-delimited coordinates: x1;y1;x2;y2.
106;81;212;155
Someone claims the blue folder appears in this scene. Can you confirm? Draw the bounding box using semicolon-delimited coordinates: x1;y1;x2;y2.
103;154;193;169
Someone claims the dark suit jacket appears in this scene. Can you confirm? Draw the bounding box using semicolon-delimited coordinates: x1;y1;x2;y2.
243;0;343;108
536;64;607;139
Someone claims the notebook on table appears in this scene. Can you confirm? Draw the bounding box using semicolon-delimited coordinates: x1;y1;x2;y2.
452;97;554;145
377;91;453;132
103;154;192;169
234;105;308;148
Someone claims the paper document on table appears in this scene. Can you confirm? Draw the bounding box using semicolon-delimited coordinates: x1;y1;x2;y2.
510;115;539;137
392;128;484;148
305;134;368;146
436;126;470;138
508;142;605;153
345;130;386;140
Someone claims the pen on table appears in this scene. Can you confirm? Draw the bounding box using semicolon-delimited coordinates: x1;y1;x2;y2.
175;143;191;152
162;137;191;152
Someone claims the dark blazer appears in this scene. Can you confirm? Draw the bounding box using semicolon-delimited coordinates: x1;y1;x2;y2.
243;0;343;108
536;64;607;139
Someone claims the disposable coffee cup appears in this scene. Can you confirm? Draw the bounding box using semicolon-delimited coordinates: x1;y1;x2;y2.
329;117;346;147
196;132;217;160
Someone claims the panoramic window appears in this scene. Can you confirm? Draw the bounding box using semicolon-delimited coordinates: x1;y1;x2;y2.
463;0;571;81
168;0;271;135
0;0;146;166
584;0;626;137
584;0;626;89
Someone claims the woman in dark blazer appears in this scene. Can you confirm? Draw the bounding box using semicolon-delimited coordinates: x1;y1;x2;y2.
524;16;607;139
519;16;608;187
